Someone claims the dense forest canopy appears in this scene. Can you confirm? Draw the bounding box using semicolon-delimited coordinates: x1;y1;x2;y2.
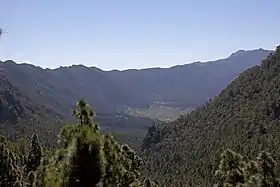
0;100;153;187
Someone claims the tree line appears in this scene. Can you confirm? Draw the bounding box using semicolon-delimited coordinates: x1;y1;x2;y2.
1;100;280;186
0;100;157;187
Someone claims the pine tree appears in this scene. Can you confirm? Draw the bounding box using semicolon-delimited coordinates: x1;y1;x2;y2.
33;158;48;187
65;100;105;186
65;126;105;187
0;143;22;186
121;144;142;186
142;123;158;149
243;160;259;184
102;134;124;187
214;149;280;187
255;151;279;186
72;99;95;126
59;99;99;148
25;134;43;175
214;149;245;187
30;100;146;187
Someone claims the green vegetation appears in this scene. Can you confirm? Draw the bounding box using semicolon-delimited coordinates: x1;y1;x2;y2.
1;98;280;186
214;149;280;186
141;46;280;186
0;100;157;187
0;75;61;146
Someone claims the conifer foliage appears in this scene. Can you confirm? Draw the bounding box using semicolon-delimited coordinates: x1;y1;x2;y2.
214;149;280;187
0;100;151;186
2;89;280;187
0;143;22;186
9;99;280;187
35;99;147;186
72;99;95;126
25;134;43;174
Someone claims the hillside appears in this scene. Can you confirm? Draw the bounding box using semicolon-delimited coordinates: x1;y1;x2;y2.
0;49;271;119
0;74;61;145
0;74;152;149
0;60;154;141
141;46;280;186
108;48;272;109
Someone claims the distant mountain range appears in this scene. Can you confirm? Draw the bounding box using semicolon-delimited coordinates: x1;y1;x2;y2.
0;48;273;142
1;48;272;111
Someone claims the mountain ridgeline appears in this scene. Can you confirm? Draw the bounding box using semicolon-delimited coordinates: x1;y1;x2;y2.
141;46;280;186
0;48;271;114
0;49;271;145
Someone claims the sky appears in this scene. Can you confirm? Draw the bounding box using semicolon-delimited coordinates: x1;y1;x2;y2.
0;0;279;70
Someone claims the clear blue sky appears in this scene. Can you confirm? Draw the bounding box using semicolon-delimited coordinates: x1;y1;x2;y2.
0;0;279;70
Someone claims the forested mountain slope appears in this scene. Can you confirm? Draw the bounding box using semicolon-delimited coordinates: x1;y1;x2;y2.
141;46;280;186
0;74;61;145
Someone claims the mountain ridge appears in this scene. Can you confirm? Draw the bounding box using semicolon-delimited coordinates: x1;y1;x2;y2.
0;48;273;146
2;48;272;72
0;48;272;112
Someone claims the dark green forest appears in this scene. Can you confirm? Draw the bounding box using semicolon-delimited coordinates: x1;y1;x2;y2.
141;46;280;186
0;100;153;187
2;98;280;187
